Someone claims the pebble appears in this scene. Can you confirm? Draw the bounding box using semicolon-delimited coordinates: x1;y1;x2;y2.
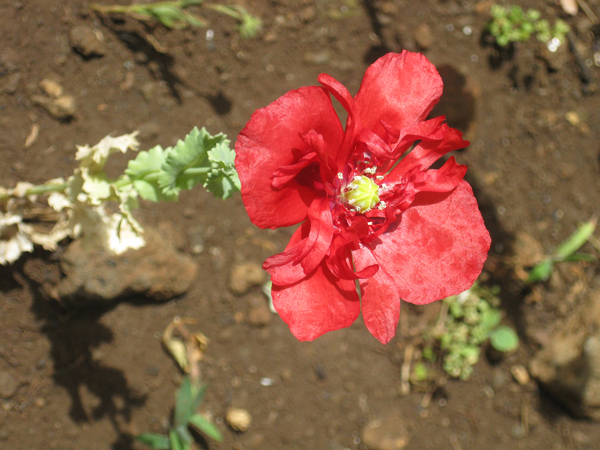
226;407;252;432
69;26;106;58
31;94;76;121
511;364;530;385
0;372;19;398
413;23;433;49
362;413;409;450
247;294;272;327
229;262;265;295
39;78;63;98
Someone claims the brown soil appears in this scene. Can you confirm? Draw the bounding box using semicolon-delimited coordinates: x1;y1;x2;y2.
2;1;600;449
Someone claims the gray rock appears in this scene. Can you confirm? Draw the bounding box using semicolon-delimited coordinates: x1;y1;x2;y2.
52;228;198;307
362;412;409;450
530;289;600;420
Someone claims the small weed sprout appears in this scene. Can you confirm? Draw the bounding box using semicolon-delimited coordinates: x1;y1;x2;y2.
91;0;262;38
428;283;519;380
527;218;597;283
487;4;570;49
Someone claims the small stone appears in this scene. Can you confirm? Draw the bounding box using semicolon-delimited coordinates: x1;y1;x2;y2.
510;364;530;385
490;367;509;390
362;412;409;450
226;407;252;432
0;372;19;398
303;50;331;65
414;23;433;49
69;25;105;58
247;294;272;327
31;94;76;121
39;79;63;98
229;262;265;295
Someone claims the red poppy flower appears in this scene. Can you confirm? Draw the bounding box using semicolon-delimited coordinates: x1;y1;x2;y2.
235;51;491;344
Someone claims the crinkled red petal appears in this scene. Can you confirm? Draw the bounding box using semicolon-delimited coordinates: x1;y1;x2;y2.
369;180;491;304
272;261;360;341
235;86;343;229
354;51;443;140
353;246;400;344
264;197;333;285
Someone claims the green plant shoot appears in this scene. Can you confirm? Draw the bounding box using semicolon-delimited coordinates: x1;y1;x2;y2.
527;218;597;283
487;4;570;48
137;376;222;449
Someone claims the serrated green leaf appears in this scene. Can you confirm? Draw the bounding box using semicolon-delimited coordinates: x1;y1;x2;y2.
490;326;519;352
136;433;170;450
174;376;194;428
158;127;227;196
126;146;178;202
189;413;223;442
526;259;553;283
82;174;112;203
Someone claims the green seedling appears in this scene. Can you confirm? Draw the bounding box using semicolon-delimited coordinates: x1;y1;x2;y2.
527;218;597;283
137;376;222;449
91;0;262;38
487;4;570;48
431;283;519;380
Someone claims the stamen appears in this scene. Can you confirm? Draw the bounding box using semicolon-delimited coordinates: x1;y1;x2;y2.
376;175;385;180
363;166;377;175
367;221;373;226
378;201;387;210
337;172;344;180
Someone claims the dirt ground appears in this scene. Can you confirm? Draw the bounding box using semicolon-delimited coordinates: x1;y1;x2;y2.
2;0;600;449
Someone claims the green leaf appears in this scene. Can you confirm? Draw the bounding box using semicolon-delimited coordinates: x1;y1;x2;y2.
204;141;241;199
554;219;597;261
158;127;225;195
480;308;502;331
190;383;207;412
526;259;553;283
174;376;194;428
169;429;188;450
136;433;170;450
190;413;224;442
490;325;519;352
126;146;177;202
562;252;596;262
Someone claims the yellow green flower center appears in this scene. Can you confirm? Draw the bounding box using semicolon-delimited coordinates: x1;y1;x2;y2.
343;175;380;213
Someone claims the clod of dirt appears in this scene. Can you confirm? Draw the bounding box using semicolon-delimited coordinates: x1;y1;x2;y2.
413;23;433;50
39;78;63;98
361;412;409;450
229;262;265;295
31;94;75;121
225;407;252;432
529;289;600;420
246;294;272;327
49;228;198;307
0;371;19;399
69;26;106;59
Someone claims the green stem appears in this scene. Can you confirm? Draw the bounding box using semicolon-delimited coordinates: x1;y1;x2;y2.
0;182;68;202
91;0;204;14
182;167;211;175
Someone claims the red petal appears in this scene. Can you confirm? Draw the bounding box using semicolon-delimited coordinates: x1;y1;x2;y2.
370;181;490;304
389;126;468;180
353;246;400;344
264;197;333;285
235;86;343;229
272;262;360;341
412;157;468;193
354;51;443;140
